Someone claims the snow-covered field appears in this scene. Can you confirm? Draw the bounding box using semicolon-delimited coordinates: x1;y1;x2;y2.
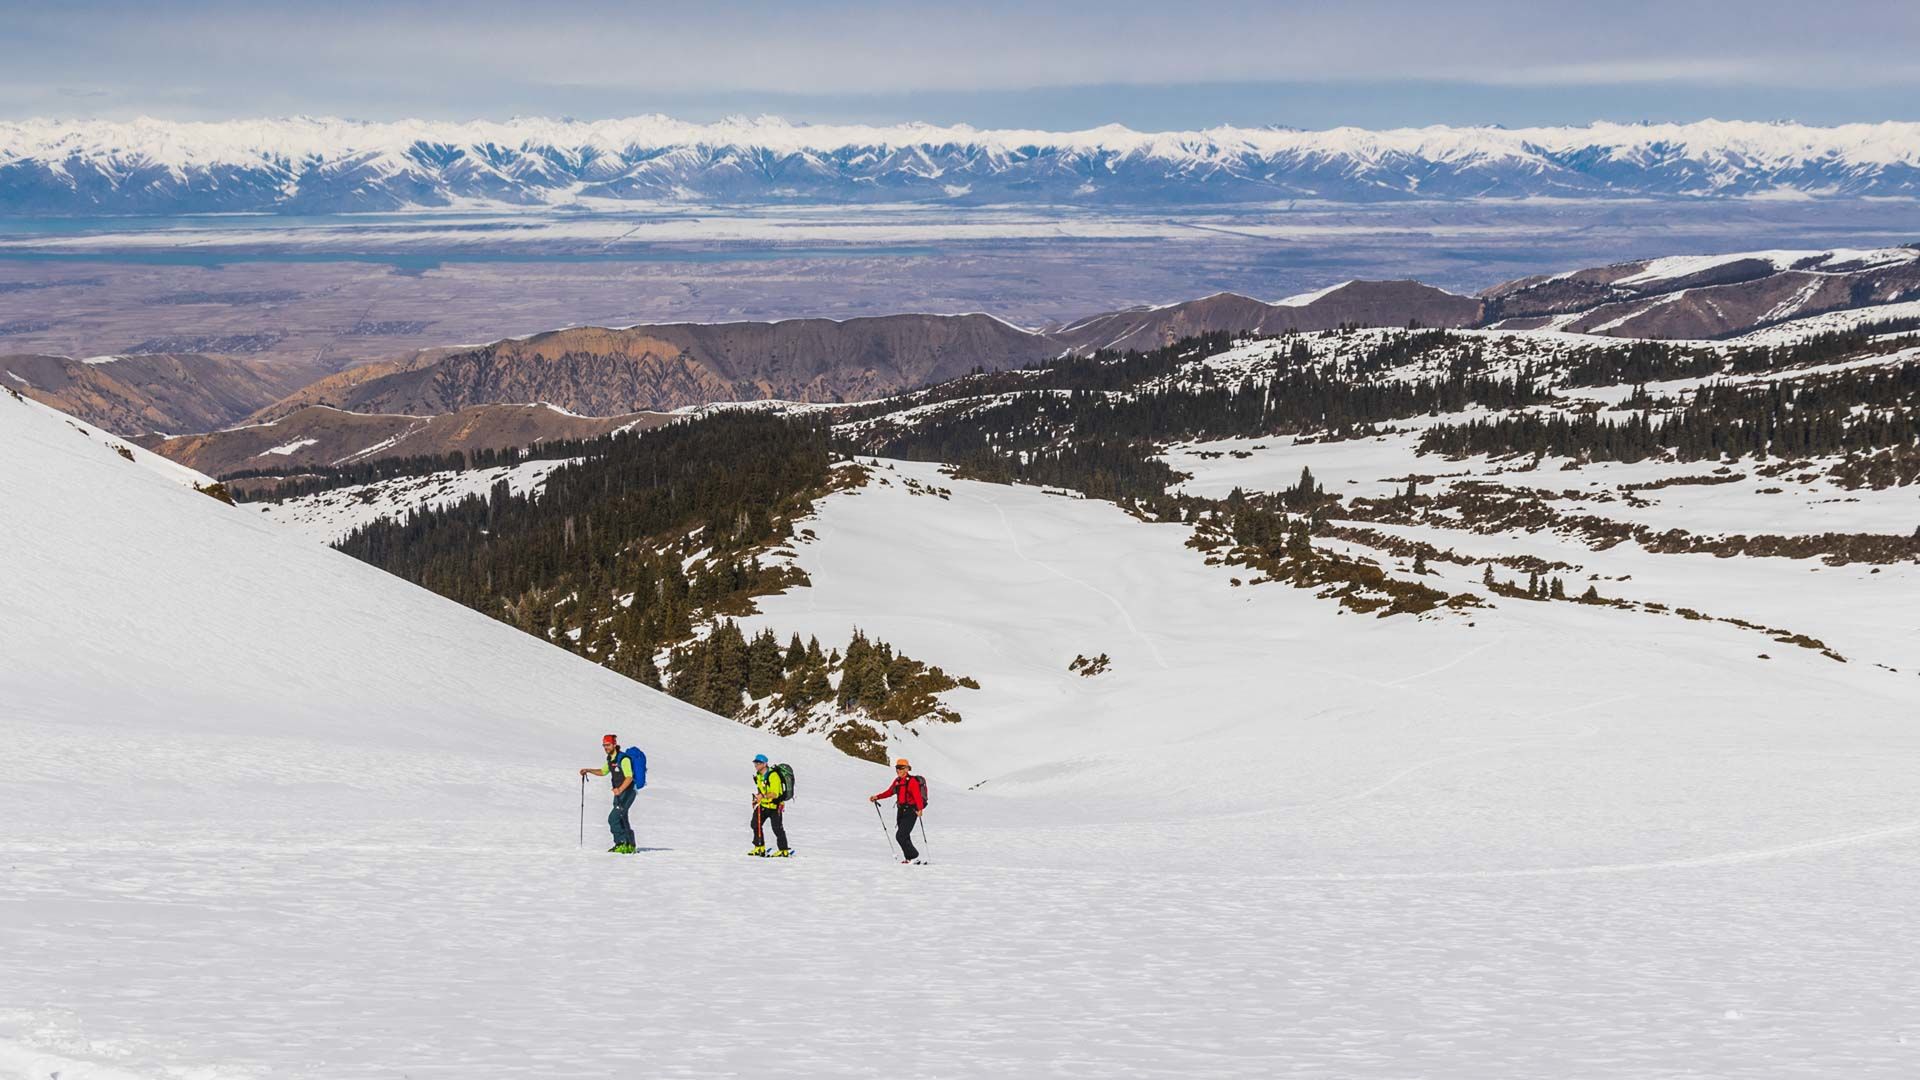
744;459;1920;1074
9;385;1920;1077
1156;429;1920;672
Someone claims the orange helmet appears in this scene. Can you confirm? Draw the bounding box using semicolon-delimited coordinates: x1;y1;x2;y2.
894;757;910;768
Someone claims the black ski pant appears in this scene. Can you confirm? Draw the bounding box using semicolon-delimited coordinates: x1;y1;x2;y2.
608;788;636;848
752;803;789;851
895;805;920;861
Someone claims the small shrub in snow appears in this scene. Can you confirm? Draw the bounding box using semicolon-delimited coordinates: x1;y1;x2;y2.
1069;653;1112;677
194;482;237;506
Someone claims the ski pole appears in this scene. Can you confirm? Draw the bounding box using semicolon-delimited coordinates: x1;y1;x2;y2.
578;774;586;848
874;801;899;858
918;812;929;849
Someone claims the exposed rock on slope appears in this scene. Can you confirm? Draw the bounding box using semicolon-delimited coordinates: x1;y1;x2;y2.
252;314;1054;419
0;352;315;436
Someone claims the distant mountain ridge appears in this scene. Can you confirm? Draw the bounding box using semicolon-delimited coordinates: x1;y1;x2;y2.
254;314;1055;421
15;243;1918;460
253;282;1489;422
5;116;1920;213
1050;282;1483;354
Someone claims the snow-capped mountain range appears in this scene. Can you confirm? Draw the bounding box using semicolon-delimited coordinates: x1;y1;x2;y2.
5;116;1920;213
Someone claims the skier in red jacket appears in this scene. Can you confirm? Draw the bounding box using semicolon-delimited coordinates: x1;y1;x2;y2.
870;757;928;863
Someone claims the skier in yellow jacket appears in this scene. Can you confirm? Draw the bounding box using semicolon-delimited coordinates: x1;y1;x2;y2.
749;753;791;857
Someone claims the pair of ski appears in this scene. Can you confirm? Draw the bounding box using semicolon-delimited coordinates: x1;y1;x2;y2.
742;851;932;864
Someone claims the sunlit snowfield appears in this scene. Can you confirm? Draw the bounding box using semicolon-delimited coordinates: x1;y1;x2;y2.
6;395;1920;1077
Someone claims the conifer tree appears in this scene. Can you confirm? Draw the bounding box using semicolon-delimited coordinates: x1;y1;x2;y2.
1287;521;1311;558
838;631;873;709
746;629;784;700
612;637;661;689
668;647;704;707
796;660;834;709
704;621;750;715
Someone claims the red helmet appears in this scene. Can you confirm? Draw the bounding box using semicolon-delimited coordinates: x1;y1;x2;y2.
602;734;618;747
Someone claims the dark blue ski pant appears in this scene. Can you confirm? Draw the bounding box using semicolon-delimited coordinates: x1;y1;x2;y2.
609;788;636;848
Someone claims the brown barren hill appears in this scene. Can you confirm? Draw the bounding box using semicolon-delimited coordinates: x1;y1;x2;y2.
251;313;1055;420
1049;282;1484;354
1;352;317;436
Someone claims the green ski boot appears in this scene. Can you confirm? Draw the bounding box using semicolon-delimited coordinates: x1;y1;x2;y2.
748;845;767;857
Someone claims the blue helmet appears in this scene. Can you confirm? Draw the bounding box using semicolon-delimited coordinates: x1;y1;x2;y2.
753;753;769;764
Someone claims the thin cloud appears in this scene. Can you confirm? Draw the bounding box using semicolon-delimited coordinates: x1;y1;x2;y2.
0;1;1914;122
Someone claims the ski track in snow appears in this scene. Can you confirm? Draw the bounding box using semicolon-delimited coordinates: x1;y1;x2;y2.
1385;634;1510;686
967;485;1173;671
1205;693;1629;823
1252;814;1920;884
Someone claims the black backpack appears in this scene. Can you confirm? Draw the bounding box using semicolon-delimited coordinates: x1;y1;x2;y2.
910;774;929;808
773;762;795;803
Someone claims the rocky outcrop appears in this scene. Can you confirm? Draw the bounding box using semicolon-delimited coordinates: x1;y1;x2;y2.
0;352;314;436
252;314;1055;420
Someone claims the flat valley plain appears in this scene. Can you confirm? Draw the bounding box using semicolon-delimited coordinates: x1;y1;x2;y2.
1;197;1915;375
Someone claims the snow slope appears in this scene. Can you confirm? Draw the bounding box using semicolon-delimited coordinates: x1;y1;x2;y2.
5;393;213;488
0;393;1013;1078
1613;247;1920;288
9;384;1920;1077
742;459;1920;1074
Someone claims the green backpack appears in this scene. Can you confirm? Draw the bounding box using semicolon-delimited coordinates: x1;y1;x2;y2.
773;762;795;803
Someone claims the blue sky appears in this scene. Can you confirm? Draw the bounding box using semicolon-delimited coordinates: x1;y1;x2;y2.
3;0;1917;128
